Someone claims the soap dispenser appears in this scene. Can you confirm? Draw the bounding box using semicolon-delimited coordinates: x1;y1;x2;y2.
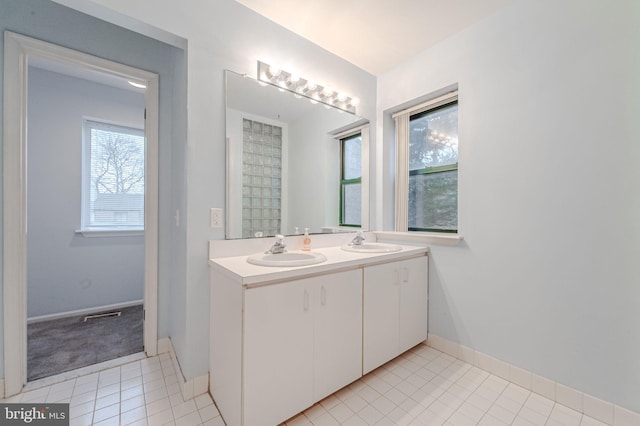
302;228;311;251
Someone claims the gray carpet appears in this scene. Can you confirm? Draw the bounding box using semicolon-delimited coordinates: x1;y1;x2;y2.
27;304;143;381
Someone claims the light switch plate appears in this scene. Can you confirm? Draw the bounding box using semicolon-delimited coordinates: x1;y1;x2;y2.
210;208;223;228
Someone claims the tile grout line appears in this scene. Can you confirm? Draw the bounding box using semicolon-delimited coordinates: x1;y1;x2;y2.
453;367;494;425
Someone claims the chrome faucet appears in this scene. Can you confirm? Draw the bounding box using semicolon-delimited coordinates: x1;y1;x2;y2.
349;231;366;246
265;234;286;254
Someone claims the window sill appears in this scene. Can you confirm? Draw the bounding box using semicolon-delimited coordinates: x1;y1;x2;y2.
374;231;463;246
321;226;361;234
75;228;144;238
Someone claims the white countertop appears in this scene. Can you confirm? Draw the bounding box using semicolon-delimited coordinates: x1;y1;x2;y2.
209;244;429;286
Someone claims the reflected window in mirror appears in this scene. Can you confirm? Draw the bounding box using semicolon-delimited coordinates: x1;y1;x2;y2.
241;118;283;238
340;132;362;227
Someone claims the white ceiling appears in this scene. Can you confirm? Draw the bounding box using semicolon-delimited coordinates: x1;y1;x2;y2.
235;0;513;75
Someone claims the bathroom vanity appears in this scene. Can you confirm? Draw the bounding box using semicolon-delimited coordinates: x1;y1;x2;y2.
209;243;429;426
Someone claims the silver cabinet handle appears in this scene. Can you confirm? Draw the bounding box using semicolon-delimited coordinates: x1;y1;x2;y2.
303;289;309;311
321;285;327;306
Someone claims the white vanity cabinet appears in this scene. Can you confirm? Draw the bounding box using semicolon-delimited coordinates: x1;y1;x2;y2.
363;256;429;374
243;270;362;426
211;266;363;426
210;244;429;426
243;278;314;426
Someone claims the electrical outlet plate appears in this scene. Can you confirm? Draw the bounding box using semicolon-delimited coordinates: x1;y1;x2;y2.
211;208;223;228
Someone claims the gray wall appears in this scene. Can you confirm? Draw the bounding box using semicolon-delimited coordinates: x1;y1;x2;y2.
378;0;640;413
0;0;188;377
27;67;145;318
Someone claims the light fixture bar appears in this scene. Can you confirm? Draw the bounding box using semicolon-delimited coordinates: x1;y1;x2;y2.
257;61;358;114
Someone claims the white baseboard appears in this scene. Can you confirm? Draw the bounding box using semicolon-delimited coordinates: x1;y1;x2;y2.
166;337;209;401
157;337;171;355
27;299;144;324
426;333;640;426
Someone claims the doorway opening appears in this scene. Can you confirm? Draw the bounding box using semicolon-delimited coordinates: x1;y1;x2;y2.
3;31;159;396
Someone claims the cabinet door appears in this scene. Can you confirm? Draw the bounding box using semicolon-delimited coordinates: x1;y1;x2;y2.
314;269;363;400
399;256;429;353
363;262;400;374
244;280;314;426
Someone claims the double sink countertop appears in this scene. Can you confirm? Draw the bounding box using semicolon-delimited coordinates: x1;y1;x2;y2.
209;243;429;287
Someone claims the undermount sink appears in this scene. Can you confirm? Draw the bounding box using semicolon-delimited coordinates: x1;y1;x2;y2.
247;251;327;267
341;243;403;253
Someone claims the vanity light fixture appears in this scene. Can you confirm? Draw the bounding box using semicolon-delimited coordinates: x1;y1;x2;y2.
257;60;358;114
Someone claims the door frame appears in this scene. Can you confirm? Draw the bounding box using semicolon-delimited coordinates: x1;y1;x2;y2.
3;31;159;397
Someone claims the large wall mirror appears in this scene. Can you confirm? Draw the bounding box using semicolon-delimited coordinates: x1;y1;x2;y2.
225;69;369;239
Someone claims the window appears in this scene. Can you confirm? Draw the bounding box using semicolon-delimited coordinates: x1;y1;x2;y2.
82;120;145;231
394;92;458;233
241;118;282;238
409;102;458;232
340;133;362;227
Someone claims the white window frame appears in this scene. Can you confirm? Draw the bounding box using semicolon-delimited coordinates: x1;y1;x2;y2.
79;119;145;236
393;90;459;233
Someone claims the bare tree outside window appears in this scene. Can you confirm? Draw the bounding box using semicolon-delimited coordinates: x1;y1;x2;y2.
92;130;144;195
83;120;145;229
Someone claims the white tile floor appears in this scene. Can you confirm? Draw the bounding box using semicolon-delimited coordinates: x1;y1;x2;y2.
281;344;608;426
1;353;224;426
1;345;611;426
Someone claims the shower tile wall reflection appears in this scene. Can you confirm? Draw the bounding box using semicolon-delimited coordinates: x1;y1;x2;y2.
242;118;282;238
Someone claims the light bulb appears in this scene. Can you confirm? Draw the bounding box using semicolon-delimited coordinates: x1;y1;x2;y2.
268;64;281;77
